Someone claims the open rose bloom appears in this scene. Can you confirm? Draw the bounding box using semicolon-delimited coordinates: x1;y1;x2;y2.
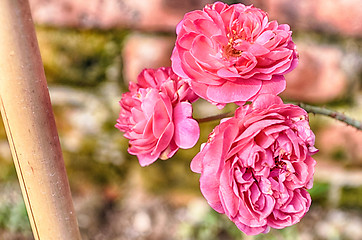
191;94;317;235
171;2;298;106
116;67;199;166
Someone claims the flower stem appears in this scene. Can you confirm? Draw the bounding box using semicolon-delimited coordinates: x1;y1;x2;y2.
297;102;362;130
196;111;234;123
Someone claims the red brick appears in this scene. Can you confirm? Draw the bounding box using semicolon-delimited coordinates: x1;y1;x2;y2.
29;0;100;28
29;0;362;36
29;0;214;32
281;42;349;103
262;0;362;37
122;33;175;84
318;121;362;166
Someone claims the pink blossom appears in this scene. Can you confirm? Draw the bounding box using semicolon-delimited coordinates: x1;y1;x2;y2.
171;2;298;106
116;67;200;166
191;94;317;235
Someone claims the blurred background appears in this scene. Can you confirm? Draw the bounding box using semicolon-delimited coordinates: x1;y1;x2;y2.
0;0;361;239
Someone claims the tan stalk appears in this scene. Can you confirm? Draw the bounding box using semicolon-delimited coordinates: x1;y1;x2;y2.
0;0;82;239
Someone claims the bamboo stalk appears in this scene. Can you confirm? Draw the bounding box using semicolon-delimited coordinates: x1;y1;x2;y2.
0;0;82;239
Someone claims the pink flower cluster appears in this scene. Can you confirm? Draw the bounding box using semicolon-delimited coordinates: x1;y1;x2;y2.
116;1;317;235
172;1;297;107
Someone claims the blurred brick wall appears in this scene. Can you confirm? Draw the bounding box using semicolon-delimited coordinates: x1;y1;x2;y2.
29;0;213;31
29;0;362;102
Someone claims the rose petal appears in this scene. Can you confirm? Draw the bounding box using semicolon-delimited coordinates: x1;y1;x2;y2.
173;102;200;149
206;80;262;103
252;93;284;110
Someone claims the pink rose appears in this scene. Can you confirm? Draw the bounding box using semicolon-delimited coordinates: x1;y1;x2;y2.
191;94;317;235
171;2;298;106
133;67;199;104
116;67;200;166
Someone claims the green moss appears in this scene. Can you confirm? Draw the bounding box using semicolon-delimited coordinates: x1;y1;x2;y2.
339;186;362;210
0;199;31;234
308;181;330;206
0;141;17;182
64;136;128;189
331;147;348;162
140;152;200;195
36;26;129;88
0;160;17;182
293;30;362;49
0;116;7;139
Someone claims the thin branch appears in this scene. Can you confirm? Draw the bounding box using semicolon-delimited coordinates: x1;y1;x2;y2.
297;102;362;130
195;103;362;131
196;111;234;123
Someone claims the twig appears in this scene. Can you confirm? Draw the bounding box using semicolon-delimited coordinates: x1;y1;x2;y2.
298;102;362;130
196;111;234;123
195;103;362;131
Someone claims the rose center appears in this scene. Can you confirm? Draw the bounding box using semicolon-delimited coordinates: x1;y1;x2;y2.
274;158;286;168
223;30;244;59
223;43;242;58
274;149;290;169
